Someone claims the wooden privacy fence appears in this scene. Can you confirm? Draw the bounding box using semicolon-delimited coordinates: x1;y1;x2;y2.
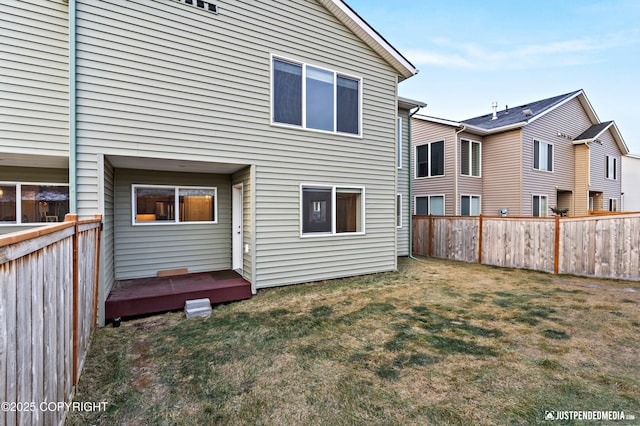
413;213;640;281
0;214;102;426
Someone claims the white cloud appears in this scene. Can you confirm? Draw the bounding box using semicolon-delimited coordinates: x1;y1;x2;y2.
407;29;640;71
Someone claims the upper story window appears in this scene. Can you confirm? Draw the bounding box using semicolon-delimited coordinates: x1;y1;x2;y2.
461;139;481;177
533;139;553;172
415;141;445;178
132;185;217;225
606;156;618;180
272;57;361;136
0;183;69;224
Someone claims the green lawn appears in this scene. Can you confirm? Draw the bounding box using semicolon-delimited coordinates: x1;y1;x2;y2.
68;258;640;425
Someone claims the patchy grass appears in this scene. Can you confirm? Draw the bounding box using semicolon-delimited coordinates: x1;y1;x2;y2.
68;258;640;425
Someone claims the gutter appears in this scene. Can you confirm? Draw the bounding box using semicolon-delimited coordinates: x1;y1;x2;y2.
69;0;77;213
408;104;423;261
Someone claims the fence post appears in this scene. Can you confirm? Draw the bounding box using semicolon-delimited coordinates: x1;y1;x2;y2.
428;214;433;258
64;214;80;386
478;214;483;264
553;215;560;274
93;215;102;327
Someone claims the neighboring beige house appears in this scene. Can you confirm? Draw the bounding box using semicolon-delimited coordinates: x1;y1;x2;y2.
622;154;640;211
412;90;629;217
0;0;421;324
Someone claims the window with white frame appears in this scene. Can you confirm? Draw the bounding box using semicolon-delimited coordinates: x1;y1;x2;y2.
301;185;364;235
609;198;618;212
415;141;445;178
533;139;553;171
415;195;444;215
132;185;217;225
272;57;361;136
606;156;618;180
461;195;481;216
397;193;402;228
532;195;548;217
0;183;69;224
397;117;403;169
461;139;481;177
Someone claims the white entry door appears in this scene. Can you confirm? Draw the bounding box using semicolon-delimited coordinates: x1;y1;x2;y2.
232;184;243;271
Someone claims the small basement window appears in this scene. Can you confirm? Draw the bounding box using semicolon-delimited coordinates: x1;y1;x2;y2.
132;185;217;225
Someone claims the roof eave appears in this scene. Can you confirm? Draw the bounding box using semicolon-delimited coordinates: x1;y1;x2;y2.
398;96;427;110
318;0;419;79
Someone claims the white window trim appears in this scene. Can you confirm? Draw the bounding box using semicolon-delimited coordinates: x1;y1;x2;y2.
606;156;618;180
532;194;549;217
397;117;403;169
460;138;482;178
397;193;402;228
0;181;70;226
270;54;363;138
414;194;446;215
414;141;446;179
460;194;482;216
299;183;366;237
533;139;554;173
131;184;218;226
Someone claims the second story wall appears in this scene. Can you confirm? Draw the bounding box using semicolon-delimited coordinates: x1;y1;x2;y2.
482;129;522;216
0;1;69;157
589;128;623;210
521;97;593;215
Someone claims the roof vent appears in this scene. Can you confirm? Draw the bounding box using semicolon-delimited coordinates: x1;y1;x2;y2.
523;108;533;117
491;102;498;120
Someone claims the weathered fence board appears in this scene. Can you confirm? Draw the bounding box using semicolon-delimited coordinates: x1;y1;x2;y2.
0;215;101;426
414;213;640;281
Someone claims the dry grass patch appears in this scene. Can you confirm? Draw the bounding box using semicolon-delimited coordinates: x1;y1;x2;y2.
68;258;640;425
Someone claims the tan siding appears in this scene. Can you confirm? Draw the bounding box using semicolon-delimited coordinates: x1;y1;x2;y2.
0;1;69;157
114;169;232;280
522;98;593;215
574;145;590;215
482;130;523;216
76;0;401;288
411;119;457;215
457;132;484;214
589;129;623;209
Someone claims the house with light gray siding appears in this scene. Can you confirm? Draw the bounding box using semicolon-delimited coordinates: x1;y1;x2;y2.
412;90;629;217
0;0;421;324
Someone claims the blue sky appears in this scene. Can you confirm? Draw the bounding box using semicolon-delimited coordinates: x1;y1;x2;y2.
346;0;640;154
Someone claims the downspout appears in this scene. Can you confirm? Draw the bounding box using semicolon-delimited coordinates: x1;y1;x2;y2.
69;0;77;213
454;125;467;215
408;105;423;260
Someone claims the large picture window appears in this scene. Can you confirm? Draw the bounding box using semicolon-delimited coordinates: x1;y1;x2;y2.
416;141;445;178
133;185;217;225
0;183;69;224
533;139;553;172
461;139;481;177
272;57;361;136
301;185;364;236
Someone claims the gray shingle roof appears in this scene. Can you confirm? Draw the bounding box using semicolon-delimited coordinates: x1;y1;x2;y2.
574;121;613;141
461;90;582;130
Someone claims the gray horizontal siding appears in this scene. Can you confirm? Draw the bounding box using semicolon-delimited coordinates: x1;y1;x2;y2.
0;1;69;156
588;129;622;205
113;169;232;280
76;0;401;287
